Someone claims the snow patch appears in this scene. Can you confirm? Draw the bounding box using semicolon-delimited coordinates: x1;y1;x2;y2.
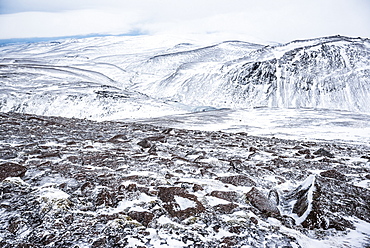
174;196;196;210
38;187;69;200
205;196;231;206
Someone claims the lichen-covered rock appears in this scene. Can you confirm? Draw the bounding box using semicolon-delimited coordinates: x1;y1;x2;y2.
213;203;239;214
158;186;205;220
245;187;280;217
320;169;347;181
313;148;334;158
128;211;154;227
209;191;240;202
216;175;256;187
0;162;27;181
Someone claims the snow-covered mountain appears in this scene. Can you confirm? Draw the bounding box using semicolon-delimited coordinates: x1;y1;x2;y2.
1;35;369;121
133;35;370;112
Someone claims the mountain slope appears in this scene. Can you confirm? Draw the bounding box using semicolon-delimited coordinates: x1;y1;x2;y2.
0;35;369;121
134;35;370;112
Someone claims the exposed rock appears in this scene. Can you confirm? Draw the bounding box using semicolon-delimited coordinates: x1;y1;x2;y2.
320;169;347;181
249;147;258;152
284;175;365;230
313;148;334;158
361;155;370;160
128;211;154;227
145;135;166;142
221;236;239;247
0;162;27;181
245;187;280;216
209;191;240;202
137;139;151;148
213;203;239;214
192;184;204;192
91;237;107;248
107;134;128;143
297;149;311;155
0;151;18;160
157;186;205;220
95;187;115;207
216;175;256;187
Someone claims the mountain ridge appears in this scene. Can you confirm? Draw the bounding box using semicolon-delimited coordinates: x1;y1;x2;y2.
0;35;369;121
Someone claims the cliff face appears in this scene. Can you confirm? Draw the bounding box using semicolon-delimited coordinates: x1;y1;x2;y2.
1;112;369;247
224;36;370;111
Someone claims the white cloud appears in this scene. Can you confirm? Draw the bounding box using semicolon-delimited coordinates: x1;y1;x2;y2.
0;9;142;38
0;0;369;42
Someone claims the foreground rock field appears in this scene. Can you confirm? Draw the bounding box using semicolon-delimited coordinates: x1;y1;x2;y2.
0;112;369;247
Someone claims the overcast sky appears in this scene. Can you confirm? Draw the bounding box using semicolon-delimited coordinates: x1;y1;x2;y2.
0;0;369;43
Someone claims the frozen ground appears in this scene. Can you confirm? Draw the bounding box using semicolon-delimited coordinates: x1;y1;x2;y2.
0;112;369;248
133;107;370;145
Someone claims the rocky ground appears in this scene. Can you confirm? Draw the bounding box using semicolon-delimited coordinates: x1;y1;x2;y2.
0;112;369;248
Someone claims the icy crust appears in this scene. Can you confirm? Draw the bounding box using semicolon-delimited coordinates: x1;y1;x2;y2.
1;112;369;247
0;35;369;123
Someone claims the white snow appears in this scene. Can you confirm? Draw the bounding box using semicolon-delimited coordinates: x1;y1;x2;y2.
353;180;370;189
1;177;29;186
38;187;70;200
205;196;231;206
139;108;370;145
174;196;196;210
99;193;157;215
290;175;315;225
264;216;370;248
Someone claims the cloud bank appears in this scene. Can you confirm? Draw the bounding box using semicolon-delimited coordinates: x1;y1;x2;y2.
0;0;369;42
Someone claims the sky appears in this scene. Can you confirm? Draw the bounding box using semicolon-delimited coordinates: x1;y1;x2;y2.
0;0;369;43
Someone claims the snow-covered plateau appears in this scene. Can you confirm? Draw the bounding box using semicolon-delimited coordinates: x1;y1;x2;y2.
0;35;369;247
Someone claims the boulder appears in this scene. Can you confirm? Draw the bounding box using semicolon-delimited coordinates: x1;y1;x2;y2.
216;175;256;187
313;148;334;158
158;187;205;220
245;187;280;217
213;203;239;214
0;162;27;181
209;191;239;202
137;139;151;148
128;211;154;227
320;169;346;181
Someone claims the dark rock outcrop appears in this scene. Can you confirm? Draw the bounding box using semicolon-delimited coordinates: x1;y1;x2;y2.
128;211;154;227
245;187;280;216
313;148;334;158
209;191;240;202
216;175;256;187
157;186;205;220
0;162;27;181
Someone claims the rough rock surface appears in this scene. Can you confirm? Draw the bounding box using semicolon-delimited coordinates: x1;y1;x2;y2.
0;112;369;247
